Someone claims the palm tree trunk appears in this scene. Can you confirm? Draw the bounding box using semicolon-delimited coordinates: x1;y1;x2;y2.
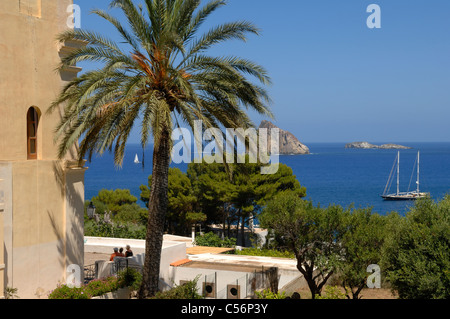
139;128;171;298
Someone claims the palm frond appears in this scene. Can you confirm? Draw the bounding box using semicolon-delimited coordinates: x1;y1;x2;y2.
186;21;260;58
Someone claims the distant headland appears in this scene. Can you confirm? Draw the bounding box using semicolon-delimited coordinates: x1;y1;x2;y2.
259;120;310;155
345;141;412;149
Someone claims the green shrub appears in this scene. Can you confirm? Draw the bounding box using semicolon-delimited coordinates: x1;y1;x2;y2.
194;232;236;248
255;288;286;299
315;286;347;299
118;268;142;291
84;219;146;239
49;268;142;299
83;276;123;297
5;287;19;299
48;284;91;299
382;196;450;299
152;277;203;299
235;248;294;258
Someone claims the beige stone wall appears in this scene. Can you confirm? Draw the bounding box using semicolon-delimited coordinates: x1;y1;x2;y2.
64;166;86;271
11;161;63;298
0;0;86;298
0;157;86;300
0;0;74;162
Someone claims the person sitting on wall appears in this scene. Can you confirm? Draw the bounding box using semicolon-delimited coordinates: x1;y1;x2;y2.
110;247;124;261
125;245;133;257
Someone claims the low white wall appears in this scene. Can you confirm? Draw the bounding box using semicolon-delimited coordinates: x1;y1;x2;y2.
94;254;146;279
160;241;187;282
84;236;146;255
169;265;301;298
170;266;254;298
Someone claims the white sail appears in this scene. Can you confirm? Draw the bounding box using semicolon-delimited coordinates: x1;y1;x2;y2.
134;154;140;164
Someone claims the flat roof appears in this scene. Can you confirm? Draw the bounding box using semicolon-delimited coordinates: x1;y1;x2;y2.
186;246;235;255
179;260;267;273
187;253;298;271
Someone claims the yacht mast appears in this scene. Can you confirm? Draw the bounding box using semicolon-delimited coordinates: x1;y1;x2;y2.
416;151;420;193
397;151;400;195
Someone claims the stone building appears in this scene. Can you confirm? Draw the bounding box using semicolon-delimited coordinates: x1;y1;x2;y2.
0;0;85;298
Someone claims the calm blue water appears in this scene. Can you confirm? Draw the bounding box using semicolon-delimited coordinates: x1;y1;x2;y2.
84;142;450;215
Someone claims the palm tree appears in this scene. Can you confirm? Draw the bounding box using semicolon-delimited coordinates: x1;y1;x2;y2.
49;0;271;298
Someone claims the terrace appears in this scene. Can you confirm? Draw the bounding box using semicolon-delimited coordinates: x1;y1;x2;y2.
83;235;304;299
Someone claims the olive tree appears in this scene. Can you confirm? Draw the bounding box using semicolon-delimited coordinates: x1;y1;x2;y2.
259;191;348;298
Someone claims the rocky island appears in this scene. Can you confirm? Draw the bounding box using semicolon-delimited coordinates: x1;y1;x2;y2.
259;120;310;155
345;142;412;149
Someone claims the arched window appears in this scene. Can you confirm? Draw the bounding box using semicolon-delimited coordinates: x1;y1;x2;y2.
27;107;39;160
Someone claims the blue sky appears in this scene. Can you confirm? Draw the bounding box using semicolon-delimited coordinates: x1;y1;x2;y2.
74;0;450;143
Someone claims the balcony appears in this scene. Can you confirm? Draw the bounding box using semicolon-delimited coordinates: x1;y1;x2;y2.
58;39;87;78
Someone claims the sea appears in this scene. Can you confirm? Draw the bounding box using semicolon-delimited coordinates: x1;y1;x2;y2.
84;142;450;216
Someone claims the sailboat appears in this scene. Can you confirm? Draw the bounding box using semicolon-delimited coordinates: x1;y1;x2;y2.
381;151;429;201
134;154;140;164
